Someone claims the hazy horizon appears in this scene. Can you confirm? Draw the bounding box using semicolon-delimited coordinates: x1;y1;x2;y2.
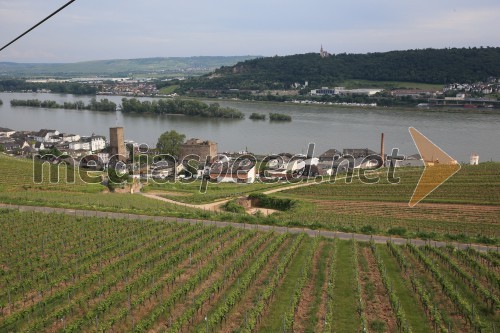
2;46;499;65
0;55;261;65
0;0;499;63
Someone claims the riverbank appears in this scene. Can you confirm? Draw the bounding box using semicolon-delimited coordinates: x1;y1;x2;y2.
2;90;499;115
1;91;499;162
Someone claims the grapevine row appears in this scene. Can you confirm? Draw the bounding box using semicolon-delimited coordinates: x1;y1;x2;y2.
1;218;166;308
74;228;248;332
282;237;318;332
240;233;306;333
168;231;286;333
136;231;281;332
370;242;412;333
424;245;499;310
23;223;220;331
104;227;252;330
447;247;499;292
386;242;446;332
406;243;484;330
177;231;279;331
353;240;368;332
323;238;337;333
0;222;201;330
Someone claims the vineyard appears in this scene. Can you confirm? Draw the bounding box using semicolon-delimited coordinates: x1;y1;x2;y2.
0;154;499;245
273;163;500;244
277;163;500;205
0;154;213;219
0;209;498;332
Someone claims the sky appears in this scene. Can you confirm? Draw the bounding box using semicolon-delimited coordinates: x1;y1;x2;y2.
0;0;499;63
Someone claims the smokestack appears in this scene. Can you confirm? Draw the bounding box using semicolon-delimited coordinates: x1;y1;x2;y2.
380;133;385;165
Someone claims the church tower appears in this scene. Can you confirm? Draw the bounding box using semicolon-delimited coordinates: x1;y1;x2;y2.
320;44;330;58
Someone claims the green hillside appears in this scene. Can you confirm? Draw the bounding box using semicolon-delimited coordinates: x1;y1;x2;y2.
0;56;258;77
181;47;500;90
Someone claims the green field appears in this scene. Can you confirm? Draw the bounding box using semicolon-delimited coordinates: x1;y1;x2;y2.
143;179;288;204
0;210;498;332
0;154;213;219
158;85;180;95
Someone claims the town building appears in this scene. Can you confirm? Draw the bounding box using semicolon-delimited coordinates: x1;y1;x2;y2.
33;129;59;143
69;140;89;151
310;87;383;96
34;142;46;151
319;149;341;162
180;138;217;163
390;89;439;98
209;158;256;183
58;133;81;143
0;127;16;137
0;139;21;153
310;87;336;96
89;135;106;152
342;148;377;158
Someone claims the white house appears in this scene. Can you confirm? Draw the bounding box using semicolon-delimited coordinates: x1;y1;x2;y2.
70;135;106;153
46;135;62;144
33;142;46;151
34;129;59;142
90;135;106;152
69;140;91;151
59;133;80;143
209;159;256;183
152;167;174;179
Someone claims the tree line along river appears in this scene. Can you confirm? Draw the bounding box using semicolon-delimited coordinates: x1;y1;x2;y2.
1;92;499;162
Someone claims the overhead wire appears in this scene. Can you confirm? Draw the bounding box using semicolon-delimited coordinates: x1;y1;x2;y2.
0;0;76;52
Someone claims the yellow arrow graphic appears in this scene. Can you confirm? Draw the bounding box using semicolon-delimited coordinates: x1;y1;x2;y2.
408;127;461;207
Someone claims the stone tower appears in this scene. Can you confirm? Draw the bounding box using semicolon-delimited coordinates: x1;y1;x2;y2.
109;127;126;162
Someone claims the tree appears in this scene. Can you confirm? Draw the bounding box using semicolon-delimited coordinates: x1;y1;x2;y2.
156;130;186;157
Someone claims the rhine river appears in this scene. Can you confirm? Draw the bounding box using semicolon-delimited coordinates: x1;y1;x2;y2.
1;92;499;162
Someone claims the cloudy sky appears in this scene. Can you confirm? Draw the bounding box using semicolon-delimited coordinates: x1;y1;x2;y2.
0;0;499;63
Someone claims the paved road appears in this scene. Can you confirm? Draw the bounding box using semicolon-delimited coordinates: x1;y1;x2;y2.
1;203;497;253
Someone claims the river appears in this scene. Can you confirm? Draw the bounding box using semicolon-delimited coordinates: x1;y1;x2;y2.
1;92;499;162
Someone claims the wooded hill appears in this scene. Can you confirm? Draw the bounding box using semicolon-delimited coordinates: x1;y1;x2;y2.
180;47;500;91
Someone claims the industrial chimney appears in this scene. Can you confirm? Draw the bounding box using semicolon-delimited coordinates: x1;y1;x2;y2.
380;133;385;166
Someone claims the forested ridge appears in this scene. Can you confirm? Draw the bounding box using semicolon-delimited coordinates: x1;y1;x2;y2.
0;79;97;95
181;47;500;90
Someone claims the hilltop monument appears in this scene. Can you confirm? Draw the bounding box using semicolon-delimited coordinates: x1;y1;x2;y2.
320;45;331;58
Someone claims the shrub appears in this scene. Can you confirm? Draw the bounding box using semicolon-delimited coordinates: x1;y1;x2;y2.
387;227;407;236
248;193;296;211
249;113;266;120
269;113;291;121
360;225;376;234
221;199;246;214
